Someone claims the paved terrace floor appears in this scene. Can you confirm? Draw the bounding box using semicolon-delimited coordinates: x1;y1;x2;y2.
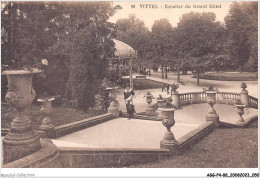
52;103;257;149
52;118;199;149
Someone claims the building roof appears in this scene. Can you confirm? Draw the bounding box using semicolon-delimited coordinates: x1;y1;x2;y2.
113;39;135;59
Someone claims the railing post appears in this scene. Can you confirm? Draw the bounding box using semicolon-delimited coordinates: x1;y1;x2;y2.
240;83;249;107
107;87;120;117
172;89;180;108
36;98;55;138
205;90;220;126
193;93;199;104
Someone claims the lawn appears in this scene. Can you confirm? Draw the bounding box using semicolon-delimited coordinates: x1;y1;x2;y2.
128;121;258;168
193;72;258;81
121;78;163;90
1;103;105;130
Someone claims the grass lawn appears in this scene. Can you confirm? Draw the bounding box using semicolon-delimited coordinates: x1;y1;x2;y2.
121;78;163;90
1;103;105;130
128;121;258;168
194;72;258;81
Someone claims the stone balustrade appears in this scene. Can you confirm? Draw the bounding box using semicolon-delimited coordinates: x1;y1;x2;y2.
248;96;258;109
175;91;257;109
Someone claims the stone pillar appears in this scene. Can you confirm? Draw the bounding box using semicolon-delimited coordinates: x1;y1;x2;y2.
37;98;55;138
2;70;41;164
159;108;178;151
235;104;246;126
205;91;220;126
171;90;180;108
240;89;249;107
107;87;120;117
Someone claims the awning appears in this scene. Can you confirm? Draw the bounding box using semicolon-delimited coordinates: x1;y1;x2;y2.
113;39;136;59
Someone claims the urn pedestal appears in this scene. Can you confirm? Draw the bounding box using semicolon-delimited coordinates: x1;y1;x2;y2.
235;104;246;126
240;89;249;107
158;108;178;151
205;91;220;126
37;98;55;138
145;95;155;115
171;90;180;108
2;70;41;164
107;87;120;117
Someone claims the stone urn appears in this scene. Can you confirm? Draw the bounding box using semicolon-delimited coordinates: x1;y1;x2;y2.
158;106;178;151
155;96;166;118
144;92;155;115
37;98;55;138
205;90;220;126
171;84;180;108
2;70;42;164
235;102;246;126
107;87;120;117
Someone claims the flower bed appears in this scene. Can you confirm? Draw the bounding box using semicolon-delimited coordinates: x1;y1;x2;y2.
1;103;105;130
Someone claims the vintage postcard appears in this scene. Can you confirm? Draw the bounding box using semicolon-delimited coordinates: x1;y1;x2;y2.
1;0;258;177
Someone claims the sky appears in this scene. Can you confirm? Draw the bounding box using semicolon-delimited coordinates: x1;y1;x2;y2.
108;1;233;29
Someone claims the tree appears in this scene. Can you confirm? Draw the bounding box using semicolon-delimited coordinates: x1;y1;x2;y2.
1;2;116;111
225;1;258;71
151;18;173;79
116;14;150;73
47;2;116;110
175;12;227;85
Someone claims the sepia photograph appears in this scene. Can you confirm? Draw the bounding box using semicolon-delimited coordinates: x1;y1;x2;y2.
1;0;258;177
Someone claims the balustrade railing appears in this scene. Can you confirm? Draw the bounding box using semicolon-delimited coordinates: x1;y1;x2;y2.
177;91;257;108
179;92;207;105
216;92;240;104
248;96;258;109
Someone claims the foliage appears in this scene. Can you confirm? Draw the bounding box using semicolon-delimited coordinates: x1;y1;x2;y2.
1;2;116;111
225;2;258;71
150;19;175;78
116;14;150;70
175;12;227;85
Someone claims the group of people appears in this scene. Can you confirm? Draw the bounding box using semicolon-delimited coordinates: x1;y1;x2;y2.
162;83;171;94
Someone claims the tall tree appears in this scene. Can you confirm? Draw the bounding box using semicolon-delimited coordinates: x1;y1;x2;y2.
151;18;173;79
175;12;227;85
1;2;116;110
116;14;149;73
225;1;258;71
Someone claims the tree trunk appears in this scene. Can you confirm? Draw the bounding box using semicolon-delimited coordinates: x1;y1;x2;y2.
165;66;168;79
7;3;12;62
197;72;200;86
148;68;151;76
161;65;164;79
177;67;180;81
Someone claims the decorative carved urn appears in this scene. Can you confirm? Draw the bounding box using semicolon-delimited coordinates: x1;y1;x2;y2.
144;91;155;115
37;98;55;138
107;87;120;117
204;86;220;126
158;101;178;151
2;70;42;164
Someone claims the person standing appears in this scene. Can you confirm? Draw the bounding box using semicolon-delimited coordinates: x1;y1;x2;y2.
124;84;135;119
166;83;170;95
162;83;166;92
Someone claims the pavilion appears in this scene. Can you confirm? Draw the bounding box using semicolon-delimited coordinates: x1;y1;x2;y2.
108;39;136;89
